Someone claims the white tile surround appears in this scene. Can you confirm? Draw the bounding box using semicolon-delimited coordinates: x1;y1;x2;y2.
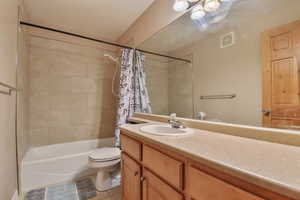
28;36;117;146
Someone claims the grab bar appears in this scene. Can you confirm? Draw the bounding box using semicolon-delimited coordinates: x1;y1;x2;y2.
200;94;236;100
0;81;17;96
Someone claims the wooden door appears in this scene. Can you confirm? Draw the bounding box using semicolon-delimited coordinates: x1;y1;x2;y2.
142;169;183;200
122;153;141;200
262;20;300;130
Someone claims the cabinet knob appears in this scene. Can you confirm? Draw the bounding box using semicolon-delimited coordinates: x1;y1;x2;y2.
134;171;139;176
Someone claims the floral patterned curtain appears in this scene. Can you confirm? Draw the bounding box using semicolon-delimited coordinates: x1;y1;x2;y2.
114;49;152;146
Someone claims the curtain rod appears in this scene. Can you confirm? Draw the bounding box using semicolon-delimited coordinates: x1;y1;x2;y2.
20;21;191;63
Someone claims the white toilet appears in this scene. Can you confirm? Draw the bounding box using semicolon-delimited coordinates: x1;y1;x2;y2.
88;147;121;191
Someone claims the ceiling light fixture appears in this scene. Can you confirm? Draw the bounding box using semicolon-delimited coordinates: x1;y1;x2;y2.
173;0;225;22
173;0;189;12
203;0;220;12
190;4;206;20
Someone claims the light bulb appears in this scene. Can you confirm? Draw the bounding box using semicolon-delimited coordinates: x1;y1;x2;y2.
204;0;220;12
173;0;189;12
190;4;206;20
210;13;227;23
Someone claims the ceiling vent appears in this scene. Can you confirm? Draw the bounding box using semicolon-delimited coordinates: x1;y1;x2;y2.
220;32;235;48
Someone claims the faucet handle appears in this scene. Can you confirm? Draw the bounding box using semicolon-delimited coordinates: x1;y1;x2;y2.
171;120;186;129
168;113;186;129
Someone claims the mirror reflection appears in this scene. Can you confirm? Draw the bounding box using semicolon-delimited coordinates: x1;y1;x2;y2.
139;0;300;130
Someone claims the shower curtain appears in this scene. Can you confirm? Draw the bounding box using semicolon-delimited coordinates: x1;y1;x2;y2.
114;49;152;146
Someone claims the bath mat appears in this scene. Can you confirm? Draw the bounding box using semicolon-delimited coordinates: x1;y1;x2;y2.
75;178;97;200
24;178;97;200
25;188;45;200
46;182;78;200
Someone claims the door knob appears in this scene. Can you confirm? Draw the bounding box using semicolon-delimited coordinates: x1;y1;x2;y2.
262;110;272;116
140;177;146;182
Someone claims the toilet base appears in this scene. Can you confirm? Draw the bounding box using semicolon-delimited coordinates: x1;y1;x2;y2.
94;168;121;191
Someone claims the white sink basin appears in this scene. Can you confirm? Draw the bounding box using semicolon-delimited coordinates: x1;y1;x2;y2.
140;124;194;136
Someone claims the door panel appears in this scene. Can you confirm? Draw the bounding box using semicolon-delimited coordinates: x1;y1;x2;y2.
271;119;292;129
271;57;299;105
262;20;300;130
271;32;293;60
122;153;141;200
271;104;300;118
271;119;300;130
294;27;300;48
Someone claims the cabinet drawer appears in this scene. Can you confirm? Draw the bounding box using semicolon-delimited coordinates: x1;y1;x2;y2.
143;145;183;189
187;165;264;200
121;134;141;161
143;169;183;200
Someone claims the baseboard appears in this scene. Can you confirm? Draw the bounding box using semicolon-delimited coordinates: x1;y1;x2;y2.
11;191;19;200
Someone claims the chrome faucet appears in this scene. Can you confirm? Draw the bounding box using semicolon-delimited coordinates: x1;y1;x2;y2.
168;113;186;129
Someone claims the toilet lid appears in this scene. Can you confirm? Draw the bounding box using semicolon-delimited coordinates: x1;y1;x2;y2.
89;147;121;161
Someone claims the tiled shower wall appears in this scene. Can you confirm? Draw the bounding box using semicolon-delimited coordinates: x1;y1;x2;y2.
145;57;169;115
144;55;194;118
168;57;194;119
29;36;117;146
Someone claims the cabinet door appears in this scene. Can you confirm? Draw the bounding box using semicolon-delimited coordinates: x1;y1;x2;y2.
142;169;183;200
122;153;141;200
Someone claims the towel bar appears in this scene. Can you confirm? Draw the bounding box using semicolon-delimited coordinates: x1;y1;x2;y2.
200;94;236;100
0;82;17;96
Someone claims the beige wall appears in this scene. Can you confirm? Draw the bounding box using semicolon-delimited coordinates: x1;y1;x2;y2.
0;0;19;199
145;57;169;115
28;36;117;146
192;31;262;125
118;0;187;46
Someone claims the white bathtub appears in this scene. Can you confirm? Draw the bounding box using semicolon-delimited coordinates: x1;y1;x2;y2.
21;138;114;191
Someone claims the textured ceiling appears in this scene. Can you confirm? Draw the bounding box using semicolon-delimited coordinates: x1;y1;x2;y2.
139;0;300;54
24;0;154;41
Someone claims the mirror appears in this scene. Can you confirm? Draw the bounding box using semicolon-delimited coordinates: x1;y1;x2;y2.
138;0;300;130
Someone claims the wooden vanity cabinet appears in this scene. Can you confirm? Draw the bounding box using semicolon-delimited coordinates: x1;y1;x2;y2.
120;132;293;200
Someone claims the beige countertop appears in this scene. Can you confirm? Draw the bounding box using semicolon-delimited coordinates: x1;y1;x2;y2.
120;122;300;200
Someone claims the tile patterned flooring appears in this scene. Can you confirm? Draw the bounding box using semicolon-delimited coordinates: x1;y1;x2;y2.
46;182;78;200
24;177;121;200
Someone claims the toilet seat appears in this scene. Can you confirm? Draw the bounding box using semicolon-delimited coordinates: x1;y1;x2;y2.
89;147;121;162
